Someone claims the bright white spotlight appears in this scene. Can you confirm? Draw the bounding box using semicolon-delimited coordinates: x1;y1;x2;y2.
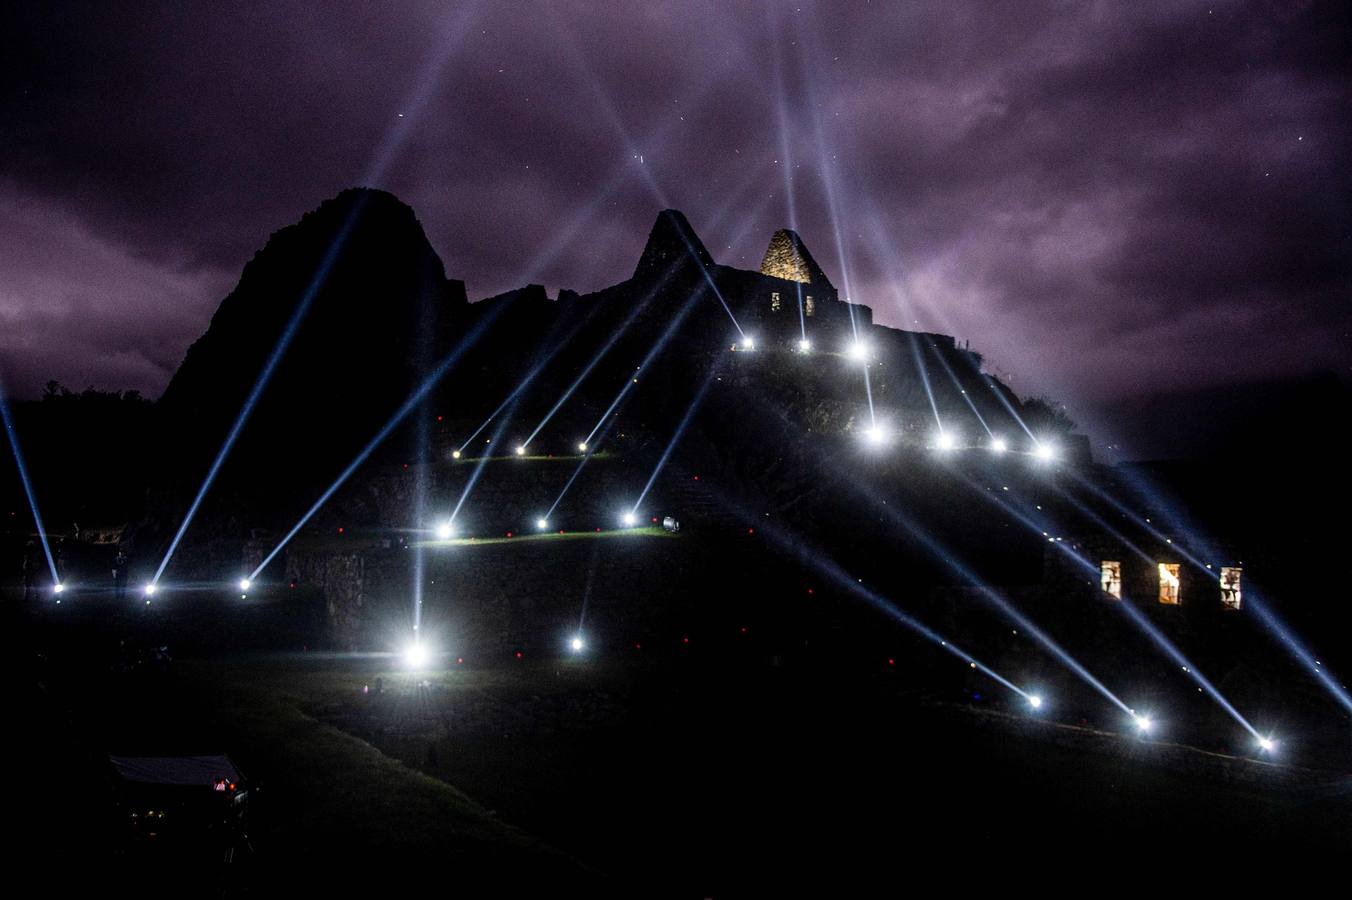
451;450;462;460
535;517;549;531
436;521;454;540
1033;441;1057;462
52;583;65;595
238;578;252;592
846;340;870;362
515;444;526;456
1258;737;1275;753
143;583;157;598
739;336;756;351
1028;694;1043;710
577;441;588;453
622;511;638;527
1134;714;1152;733
570;635;585;653
989;437;1008;454
934;431;957;452
797;338;812;353
404;640;429;670
862;424;890;448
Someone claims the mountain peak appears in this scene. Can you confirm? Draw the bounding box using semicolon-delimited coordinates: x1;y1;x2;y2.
632;209;714;282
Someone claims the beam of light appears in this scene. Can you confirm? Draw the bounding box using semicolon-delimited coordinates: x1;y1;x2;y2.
979;473;1266;739
1063;468;1352;718
521;290;657;449
581;282;705;449
153;8;484;587
928;340;992;437
853;210;1039;444
249;307;501;580
668;213;745;338
906;332;943;431
150;206;357;587
576;542;601;634
531;165;775;453
732;383;1130;714
718;501;1035;704
765;17;808;345
1072;466;1225;572
549;190;776;518
455;295;610;455
410;404;432;632
831;462;1133;715
631;370;716;513
1245;593;1352;717
550;288;706;519
0;380;60;584
545;442;602;521
862;363;877;426
443;299;609;526
456;362;549;455
449;378;539;526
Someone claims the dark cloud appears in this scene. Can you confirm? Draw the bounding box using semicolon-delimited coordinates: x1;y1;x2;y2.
2;0;1348;456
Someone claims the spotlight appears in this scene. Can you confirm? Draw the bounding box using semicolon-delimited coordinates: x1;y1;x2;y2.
515;444;526;456
1028;694;1043;710
1033;441;1057;462
570;635;585;653
238;578;252;592
846;340;870;361
404;640;430;670
862;424;890;448
52;582;65;595
535;517;548;531
1134;714;1152;733
739;336;756;351
577;441;588;452
451;450;461;460
622;511;638;527
143;583;157;598
1258;737;1275;753
436;521;454;540
797;338;812;353
934;431;957;451
990;437;1008;454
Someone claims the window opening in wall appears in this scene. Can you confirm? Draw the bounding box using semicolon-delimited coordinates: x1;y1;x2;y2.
1158;563;1181;605
1101;561;1122;599
1220;566;1242;610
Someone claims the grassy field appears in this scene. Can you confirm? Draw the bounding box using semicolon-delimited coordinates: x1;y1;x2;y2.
417;524;677;548
188;652;1352;894
8;599;1350;895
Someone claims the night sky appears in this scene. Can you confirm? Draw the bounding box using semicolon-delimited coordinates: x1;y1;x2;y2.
2;1;1349;457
